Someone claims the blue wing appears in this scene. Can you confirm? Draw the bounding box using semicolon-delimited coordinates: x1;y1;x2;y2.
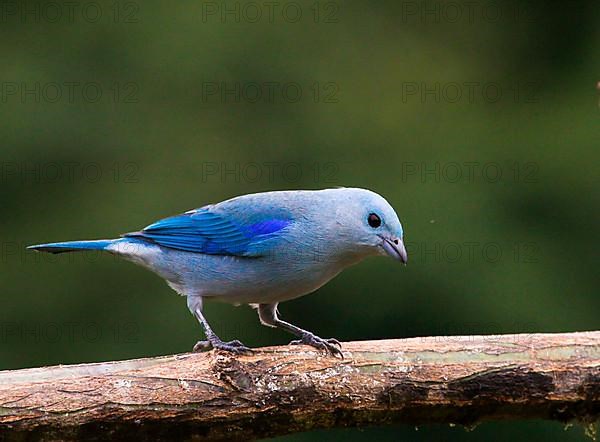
123;206;291;257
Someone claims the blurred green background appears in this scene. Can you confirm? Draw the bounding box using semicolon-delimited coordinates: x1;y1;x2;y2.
1;0;598;440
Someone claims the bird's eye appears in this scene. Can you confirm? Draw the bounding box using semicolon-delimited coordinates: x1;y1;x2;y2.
367;213;381;228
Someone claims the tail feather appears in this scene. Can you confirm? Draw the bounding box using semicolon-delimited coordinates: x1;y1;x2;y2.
27;239;117;254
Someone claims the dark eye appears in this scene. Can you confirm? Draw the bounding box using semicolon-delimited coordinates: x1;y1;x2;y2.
367;213;381;228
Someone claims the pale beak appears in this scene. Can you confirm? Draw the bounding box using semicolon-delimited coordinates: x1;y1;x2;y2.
381;237;408;264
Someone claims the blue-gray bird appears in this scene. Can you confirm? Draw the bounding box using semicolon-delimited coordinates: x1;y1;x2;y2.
28;188;407;357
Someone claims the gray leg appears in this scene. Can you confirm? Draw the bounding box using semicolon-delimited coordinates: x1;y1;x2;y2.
187;296;252;354
258;303;343;358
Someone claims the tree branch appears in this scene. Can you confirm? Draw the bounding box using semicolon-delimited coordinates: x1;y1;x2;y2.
0;331;598;441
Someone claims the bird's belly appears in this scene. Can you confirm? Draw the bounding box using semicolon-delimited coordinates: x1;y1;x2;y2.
145;247;350;304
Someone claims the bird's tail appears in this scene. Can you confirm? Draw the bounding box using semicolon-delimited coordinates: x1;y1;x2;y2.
27;239;118;254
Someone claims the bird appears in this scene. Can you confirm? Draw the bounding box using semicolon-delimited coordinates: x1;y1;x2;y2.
28;188;407;357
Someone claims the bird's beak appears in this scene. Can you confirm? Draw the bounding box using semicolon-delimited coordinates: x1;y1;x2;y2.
381;237;408;264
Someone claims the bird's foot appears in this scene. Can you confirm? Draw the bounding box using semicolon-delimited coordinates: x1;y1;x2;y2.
193;338;253;355
290;333;343;358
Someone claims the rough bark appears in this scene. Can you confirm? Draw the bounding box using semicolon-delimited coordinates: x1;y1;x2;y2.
0;331;598;441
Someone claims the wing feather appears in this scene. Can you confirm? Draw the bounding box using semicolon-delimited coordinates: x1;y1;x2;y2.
123;206;291;257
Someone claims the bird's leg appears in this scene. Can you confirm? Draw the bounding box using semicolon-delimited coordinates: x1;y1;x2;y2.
257;303;343;358
186;296;252;354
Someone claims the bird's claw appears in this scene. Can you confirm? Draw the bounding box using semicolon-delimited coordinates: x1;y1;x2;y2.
290;333;344;358
326;338;342;348
193;339;253;355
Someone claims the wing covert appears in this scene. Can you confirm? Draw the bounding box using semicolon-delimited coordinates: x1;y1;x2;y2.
123;207;291;256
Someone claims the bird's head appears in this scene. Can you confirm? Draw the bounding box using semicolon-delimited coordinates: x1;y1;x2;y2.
327;188;407;264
